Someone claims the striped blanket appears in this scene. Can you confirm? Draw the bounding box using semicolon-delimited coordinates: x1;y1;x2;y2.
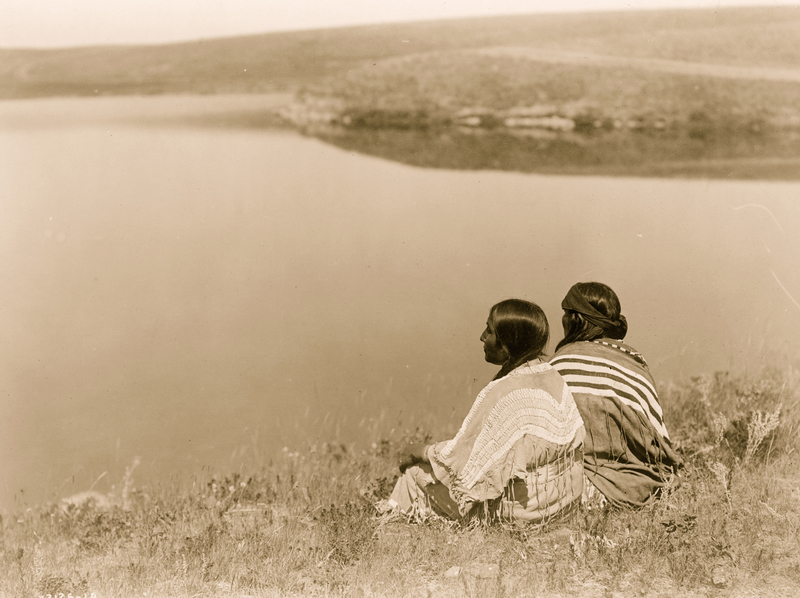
550;340;682;507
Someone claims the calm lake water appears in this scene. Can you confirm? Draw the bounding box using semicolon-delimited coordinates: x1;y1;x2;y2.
1;97;799;511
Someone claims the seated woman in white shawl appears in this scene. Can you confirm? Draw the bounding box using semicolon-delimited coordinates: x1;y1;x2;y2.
385;299;585;523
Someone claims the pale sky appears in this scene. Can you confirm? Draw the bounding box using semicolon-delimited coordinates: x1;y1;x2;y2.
0;0;796;49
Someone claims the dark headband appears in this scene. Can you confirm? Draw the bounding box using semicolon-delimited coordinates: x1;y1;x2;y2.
561;284;628;340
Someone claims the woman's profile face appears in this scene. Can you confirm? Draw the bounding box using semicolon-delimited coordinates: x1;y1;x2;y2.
480;312;510;365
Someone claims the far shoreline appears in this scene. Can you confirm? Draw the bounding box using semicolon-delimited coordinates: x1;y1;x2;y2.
3;93;800;181
0;93;295;129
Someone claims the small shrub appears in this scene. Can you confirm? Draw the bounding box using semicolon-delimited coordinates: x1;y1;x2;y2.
343;108;433;131
37;572;89;596
181;522;225;561
687;110;715;140
359;475;398;503
50;502;134;553
315;502;377;565
743;404;782;464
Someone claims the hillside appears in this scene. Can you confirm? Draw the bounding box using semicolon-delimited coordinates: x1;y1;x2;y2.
2;6;800;178
2;7;799;98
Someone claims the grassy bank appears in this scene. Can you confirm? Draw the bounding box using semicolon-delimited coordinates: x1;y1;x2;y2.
296;49;800;179
2;367;798;597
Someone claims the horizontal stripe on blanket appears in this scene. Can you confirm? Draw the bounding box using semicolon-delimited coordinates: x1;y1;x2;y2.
564;383;668;439
550;355;660;415
550;355;663;420
555;369;663;429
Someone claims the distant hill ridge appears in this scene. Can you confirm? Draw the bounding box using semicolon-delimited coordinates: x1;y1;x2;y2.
1;6;799;99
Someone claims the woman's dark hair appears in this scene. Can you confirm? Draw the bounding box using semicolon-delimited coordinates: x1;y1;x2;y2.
490;299;550;380
555;282;623;353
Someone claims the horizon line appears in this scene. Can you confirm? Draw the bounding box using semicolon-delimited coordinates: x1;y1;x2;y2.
0;3;786;52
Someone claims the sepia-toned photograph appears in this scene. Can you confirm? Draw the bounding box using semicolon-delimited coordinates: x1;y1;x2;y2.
1;0;799;596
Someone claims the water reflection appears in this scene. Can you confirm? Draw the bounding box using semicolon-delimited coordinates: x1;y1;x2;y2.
312;127;800;180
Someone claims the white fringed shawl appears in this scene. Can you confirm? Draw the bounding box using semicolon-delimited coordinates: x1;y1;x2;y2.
428;361;585;516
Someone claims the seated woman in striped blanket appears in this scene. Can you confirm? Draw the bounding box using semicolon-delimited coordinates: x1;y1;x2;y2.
384;299;585;523
550;282;682;508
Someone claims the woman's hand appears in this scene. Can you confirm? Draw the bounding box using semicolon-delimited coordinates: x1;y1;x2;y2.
398;443;429;472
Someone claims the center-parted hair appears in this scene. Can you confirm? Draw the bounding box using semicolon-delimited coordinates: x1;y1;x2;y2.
490;298;550;380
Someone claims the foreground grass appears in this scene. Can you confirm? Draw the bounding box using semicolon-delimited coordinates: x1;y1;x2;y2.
2;367;798;597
